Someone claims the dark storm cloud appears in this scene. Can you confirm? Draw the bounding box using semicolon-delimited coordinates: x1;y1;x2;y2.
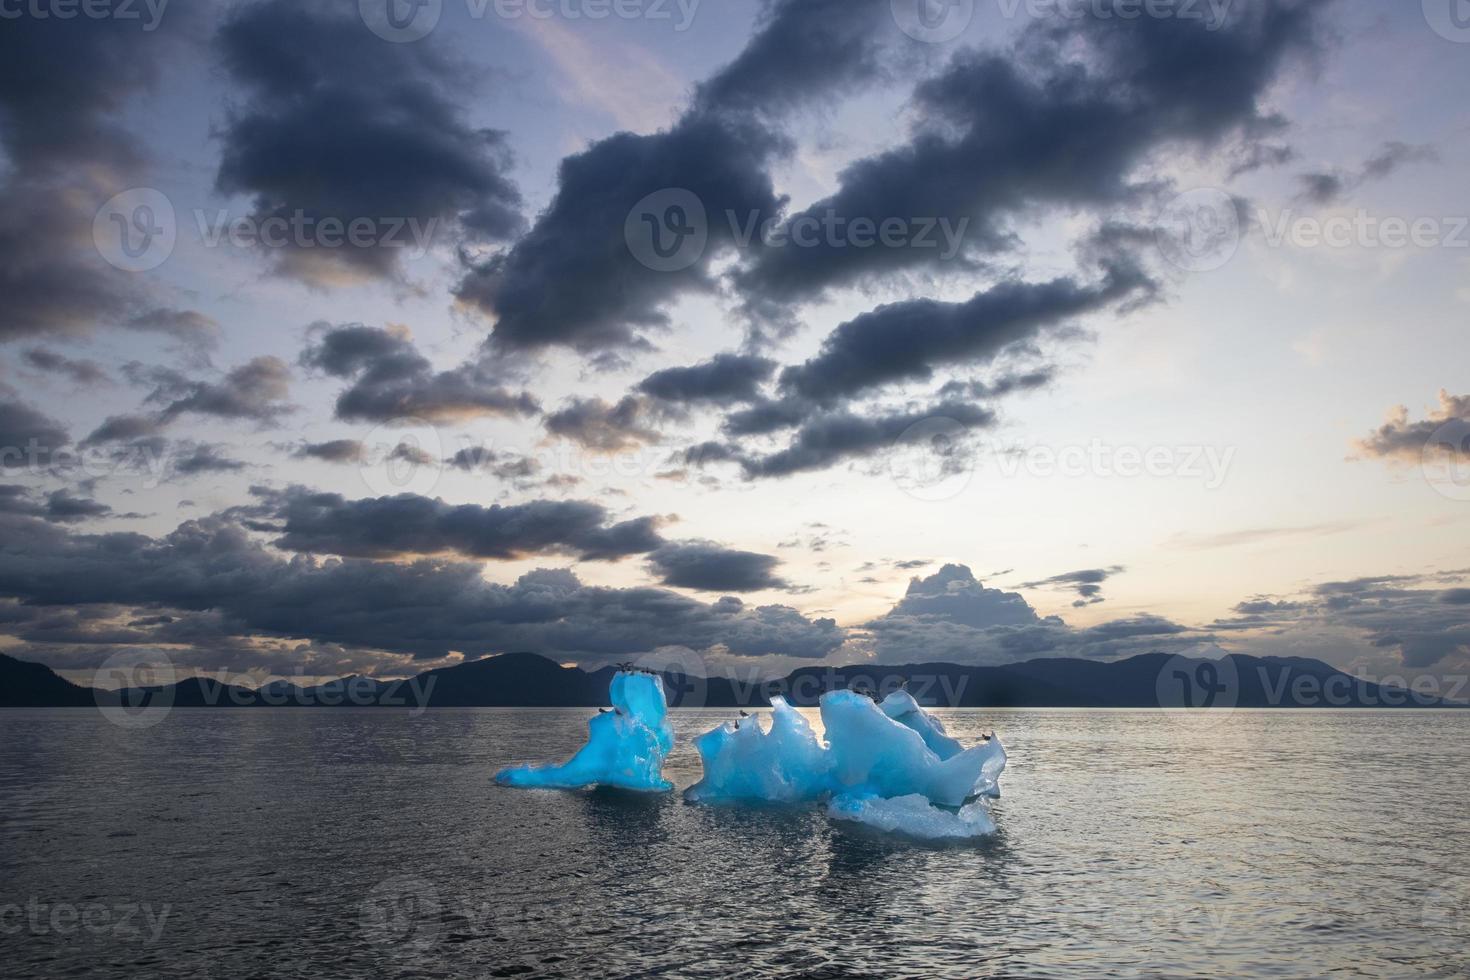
544;397;661;451
299;324;539;423
0;514;843;663
1019;565;1126;607
263;487;665;562
778;266;1147;405
648;541;787;593
455;0;897;354
0;8;209;341
1355;390;1469;461
294;440;367;464
23;349;110;385
0;485;111;523
0;397;69;466
637;353;778;407
733;0;1331;309
702;399;996;480
214;0;523;284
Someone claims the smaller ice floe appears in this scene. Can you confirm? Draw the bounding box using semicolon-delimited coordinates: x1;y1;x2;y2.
495;672;674;792
828;792;997;841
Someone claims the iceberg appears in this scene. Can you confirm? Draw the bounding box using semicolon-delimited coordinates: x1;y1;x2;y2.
686;687;1005;838
495;671;674;792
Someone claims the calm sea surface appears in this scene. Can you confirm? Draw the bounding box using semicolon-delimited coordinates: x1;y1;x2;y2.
1;707;1466;978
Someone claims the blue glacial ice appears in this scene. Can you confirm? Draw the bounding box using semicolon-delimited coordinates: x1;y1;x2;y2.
688;688;1006;839
494;672;674;792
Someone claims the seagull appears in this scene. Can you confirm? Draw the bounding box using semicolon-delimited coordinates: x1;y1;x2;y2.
738;710;750;718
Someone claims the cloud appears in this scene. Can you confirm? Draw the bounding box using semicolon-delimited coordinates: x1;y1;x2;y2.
300;324;539;423
1019;565;1126;607
214;0;523;284
863;564;1194;665
23;349;110;385
171;443;248;476
732;1;1329;311
704;398;996;479
0;514;842;664
776;264;1148;406
261;486;665;562
83;414;164;447
637;353;777;407
0;485;111;523
294;440;367;464
1355;390;1470;462
0;7;205;341
648;540;787;592
455;0;898;354
544;397;662;451
1295;141;1438;205
0;397;70;468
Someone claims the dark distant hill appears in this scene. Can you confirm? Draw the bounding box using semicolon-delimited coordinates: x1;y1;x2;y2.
1;650;1462;709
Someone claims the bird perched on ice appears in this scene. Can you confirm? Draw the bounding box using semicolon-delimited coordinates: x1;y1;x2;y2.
738;711;750;718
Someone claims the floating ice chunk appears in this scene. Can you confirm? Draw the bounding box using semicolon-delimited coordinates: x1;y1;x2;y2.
821;691;997;807
828;792;997;840
686;697;831;803
495;672;673;792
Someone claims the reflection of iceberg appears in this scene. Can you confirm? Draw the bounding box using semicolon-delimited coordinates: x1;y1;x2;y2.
688;688;1006;839
495;672;674;792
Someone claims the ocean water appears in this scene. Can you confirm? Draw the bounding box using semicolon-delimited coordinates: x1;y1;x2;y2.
0;707;1466;979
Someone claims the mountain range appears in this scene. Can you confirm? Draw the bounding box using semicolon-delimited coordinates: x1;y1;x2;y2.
1;651;1461;710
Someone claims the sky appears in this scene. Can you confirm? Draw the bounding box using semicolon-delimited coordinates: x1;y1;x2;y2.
1;0;1468;689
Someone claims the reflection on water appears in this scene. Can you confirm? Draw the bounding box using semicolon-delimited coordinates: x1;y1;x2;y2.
0;707;1466;978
